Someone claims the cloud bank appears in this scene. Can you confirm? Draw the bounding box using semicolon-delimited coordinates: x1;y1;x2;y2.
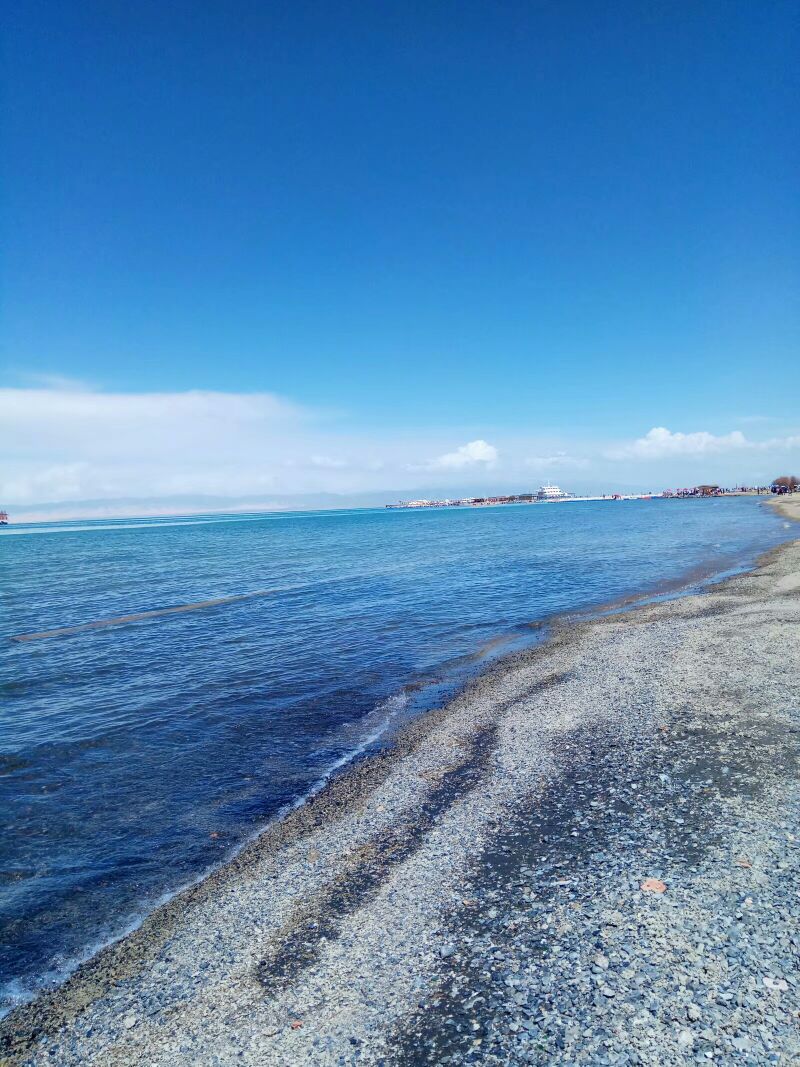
0;388;505;507
1;387;798;516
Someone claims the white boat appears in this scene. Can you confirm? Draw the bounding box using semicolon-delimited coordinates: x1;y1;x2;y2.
536;484;568;501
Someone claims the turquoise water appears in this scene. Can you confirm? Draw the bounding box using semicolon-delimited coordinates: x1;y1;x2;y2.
0;497;789;1013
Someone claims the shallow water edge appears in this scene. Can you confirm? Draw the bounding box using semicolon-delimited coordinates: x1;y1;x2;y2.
1;517;798;1059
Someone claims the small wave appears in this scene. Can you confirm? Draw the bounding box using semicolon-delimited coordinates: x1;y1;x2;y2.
288;691;410;795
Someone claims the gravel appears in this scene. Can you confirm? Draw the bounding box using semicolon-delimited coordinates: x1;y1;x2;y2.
1;527;799;1067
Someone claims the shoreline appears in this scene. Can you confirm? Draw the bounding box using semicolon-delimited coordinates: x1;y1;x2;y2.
767;492;800;523
387;491;774;510
2;503;799;1063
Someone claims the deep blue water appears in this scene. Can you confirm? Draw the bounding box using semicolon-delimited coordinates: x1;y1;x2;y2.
0;497;790;1013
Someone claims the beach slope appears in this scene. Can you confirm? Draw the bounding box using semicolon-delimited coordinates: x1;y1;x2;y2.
2;519;799;1065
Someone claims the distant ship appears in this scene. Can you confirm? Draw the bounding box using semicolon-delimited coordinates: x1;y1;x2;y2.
0;511;8;525
536;484;568;501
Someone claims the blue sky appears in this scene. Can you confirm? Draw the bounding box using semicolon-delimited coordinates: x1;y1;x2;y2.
2;1;798;513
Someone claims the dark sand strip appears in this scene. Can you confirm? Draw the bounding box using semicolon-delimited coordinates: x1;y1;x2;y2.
9;591;275;642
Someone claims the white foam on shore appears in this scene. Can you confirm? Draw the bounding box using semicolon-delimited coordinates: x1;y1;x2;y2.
0;911;154;1019
0;687;414;1020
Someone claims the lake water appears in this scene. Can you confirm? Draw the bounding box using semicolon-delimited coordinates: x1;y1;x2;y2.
0;497;789;1014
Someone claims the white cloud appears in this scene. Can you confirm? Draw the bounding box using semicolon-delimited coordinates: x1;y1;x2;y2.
309;455;348;469
0;462;91;503
1;387;301;430
761;433;800;451
607;427;752;460
429;439;498;469
0;388;317;504
525;451;588;470
16;372;97;392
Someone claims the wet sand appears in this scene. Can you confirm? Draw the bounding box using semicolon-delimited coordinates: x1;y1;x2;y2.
769;493;800;523
2;502;799;1065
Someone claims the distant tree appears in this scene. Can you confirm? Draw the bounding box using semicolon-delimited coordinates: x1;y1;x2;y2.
772;475;799;491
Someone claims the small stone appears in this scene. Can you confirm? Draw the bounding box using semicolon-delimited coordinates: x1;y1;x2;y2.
678;1030;694;1049
640;878;667;894
687;1004;702;1022
123;1015;138;1030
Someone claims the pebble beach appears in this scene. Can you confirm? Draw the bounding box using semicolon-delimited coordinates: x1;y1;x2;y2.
2;499;799;1066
